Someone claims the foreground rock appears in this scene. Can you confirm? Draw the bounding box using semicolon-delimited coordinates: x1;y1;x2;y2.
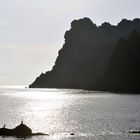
0;123;48;138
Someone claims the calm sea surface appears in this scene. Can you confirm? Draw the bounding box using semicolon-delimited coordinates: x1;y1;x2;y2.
0;87;140;140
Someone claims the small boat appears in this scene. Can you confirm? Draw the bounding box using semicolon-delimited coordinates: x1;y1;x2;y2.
127;130;140;134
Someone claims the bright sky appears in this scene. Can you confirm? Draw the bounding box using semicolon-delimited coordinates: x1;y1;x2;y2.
0;0;140;85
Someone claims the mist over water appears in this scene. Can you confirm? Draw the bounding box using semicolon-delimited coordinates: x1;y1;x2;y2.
0;87;140;140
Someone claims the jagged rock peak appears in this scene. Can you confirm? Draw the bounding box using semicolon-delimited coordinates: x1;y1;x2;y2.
100;22;112;28
118;18;140;26
69;18;140;32
71;17;97;29
133;18;140;23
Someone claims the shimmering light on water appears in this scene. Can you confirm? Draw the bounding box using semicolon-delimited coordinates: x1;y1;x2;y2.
0;87;140;140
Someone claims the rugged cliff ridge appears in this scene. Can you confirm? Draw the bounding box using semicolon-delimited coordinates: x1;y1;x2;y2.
29;17;140;92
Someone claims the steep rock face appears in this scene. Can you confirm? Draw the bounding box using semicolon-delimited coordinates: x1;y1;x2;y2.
97;31;140;93
29;17;140;91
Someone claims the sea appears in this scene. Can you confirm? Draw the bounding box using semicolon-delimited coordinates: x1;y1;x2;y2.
0;86;140;140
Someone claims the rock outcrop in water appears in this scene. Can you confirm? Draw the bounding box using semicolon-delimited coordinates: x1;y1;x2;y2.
0;122;47;138
29;18;140;93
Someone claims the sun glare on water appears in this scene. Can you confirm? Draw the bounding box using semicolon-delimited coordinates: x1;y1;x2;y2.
3;88;77;133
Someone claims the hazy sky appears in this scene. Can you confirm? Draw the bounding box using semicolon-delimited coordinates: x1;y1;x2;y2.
0;0;140;85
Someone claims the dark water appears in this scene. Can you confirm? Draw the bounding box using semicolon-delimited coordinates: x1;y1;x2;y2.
0;87;140;140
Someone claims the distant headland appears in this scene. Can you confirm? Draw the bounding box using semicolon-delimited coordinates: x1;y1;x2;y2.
29;17;140;93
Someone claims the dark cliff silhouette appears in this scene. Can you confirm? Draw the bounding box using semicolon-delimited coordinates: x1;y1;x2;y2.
97;31;140;93
29;17;140;92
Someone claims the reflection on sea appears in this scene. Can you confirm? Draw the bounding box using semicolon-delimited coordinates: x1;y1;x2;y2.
0;87;140;140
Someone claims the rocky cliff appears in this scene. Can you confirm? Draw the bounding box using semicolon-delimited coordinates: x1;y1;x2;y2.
97;31;140;93
29;17;140;92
